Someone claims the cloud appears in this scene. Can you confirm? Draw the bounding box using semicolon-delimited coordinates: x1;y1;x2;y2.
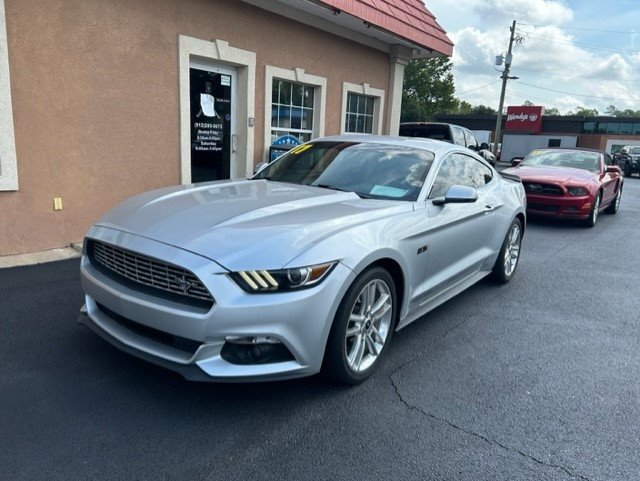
427;0;640;113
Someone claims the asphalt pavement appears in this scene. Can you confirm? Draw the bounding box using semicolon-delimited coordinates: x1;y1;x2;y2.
2;178;639;481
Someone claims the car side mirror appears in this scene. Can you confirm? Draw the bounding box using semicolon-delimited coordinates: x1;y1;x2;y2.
606;165;621;173
480;142;490;150
432;185;478;206
511;158;523;167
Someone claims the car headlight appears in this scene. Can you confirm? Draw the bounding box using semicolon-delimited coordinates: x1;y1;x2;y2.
568;187;588;196
229;262;337;293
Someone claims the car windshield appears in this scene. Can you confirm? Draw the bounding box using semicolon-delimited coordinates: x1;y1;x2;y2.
399;125;451;141
253;141;435;201
521;150;600;172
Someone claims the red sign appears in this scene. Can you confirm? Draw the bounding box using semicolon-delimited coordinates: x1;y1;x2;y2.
505;106;544;133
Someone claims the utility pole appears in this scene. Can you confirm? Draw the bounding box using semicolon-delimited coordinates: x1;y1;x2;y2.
493;20;517;158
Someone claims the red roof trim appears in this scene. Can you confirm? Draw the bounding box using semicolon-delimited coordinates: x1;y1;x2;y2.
317;0;453;56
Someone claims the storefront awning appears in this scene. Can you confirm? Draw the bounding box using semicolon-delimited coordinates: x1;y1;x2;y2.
316;0;453;57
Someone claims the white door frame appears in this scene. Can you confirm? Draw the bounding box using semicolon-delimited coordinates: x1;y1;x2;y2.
178;35;256;183
189;61;237;179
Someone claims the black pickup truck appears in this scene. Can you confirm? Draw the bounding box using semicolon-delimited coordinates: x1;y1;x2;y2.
400;122;496;165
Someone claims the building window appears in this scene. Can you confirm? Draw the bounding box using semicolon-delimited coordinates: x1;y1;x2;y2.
345;93;375;133
0;0;18;191
548;139;561;147
606;123;620;134
619;123;633;135
341;82;385;135
264;66;326;162
582;122;595;133
271;80;314;143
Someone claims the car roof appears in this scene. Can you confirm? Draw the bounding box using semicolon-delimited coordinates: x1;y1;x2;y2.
399;121;457;127
530;147;604;155
313;134;467;157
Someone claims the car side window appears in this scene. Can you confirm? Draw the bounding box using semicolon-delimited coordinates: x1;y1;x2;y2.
462;128;479;149
604;154;613;166
451;126;465;146
429;153;493;199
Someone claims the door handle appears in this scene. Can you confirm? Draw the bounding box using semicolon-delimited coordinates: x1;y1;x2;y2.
484;204;497;213
232;134;237;153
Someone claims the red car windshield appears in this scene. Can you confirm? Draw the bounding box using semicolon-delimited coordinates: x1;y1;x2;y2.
521;150;599;172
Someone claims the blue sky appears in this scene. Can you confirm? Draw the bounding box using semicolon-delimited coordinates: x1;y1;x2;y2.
426;0;640;114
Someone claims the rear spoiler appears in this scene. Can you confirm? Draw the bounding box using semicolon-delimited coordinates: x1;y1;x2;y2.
499;171;521;183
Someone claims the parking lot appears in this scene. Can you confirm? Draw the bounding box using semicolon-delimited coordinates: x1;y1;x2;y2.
2;177;639;481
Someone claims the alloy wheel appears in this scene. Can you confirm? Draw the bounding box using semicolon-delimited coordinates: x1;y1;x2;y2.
503;222;521;277
591;194;600;225
344;279;393;372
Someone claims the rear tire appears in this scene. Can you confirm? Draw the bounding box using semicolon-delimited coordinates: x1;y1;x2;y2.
322;267;396;385
491;218;523;284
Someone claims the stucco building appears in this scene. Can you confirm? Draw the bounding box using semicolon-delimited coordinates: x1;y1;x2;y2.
0;0;452;255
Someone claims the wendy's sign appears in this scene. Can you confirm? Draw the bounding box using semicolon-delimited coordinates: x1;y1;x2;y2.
505;106;544;133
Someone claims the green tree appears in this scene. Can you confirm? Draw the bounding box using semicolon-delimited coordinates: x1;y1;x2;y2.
566;106;599;117
469;104;497;115
544;107;560;115
401;57;457;121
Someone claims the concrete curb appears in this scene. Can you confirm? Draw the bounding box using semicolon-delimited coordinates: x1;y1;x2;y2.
0;243;83;268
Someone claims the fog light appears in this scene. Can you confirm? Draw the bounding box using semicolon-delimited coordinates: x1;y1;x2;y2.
221;337;294;365
224;335;281;345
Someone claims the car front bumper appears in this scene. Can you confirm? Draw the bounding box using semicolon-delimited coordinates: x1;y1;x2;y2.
79;226;355;382
524;193;594;219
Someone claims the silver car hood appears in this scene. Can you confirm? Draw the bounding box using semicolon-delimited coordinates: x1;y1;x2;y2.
95;179;410;271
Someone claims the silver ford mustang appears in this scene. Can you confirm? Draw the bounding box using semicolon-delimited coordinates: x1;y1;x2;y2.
78;135;526;384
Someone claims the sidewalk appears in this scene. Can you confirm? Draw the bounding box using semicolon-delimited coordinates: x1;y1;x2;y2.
0;243;82;268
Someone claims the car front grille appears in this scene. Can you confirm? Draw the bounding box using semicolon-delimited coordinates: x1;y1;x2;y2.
528;203;560;213
87;240;214;308
96;302;202;355
523;182;563;195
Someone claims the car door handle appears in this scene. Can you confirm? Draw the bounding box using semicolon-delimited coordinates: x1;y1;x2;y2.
484;204;497;213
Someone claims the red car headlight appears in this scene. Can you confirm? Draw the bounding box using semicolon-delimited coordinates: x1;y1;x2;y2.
568;187;589;196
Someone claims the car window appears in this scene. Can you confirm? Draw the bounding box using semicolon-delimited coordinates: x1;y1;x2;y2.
604;154;613;166
462;128;479;149
429;153;493;199
254;141;435;201
521;149;600;172
450;126;465;146
399;124;451;142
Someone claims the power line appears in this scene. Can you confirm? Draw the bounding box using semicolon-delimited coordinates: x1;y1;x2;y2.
456;80;501;96
512;66;640;83
514;80;638;102
506;88;559;105
516;30;638;54
518;23;636;35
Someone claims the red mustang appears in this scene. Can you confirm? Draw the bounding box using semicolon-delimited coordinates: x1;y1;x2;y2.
503;148;623;227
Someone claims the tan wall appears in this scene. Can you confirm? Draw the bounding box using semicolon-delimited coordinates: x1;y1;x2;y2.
0;0;390;255
578;134;640;151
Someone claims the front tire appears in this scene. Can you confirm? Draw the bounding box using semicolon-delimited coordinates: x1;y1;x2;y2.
605;184;622;215
491;218;522;284
322;267;396;385
585;192;601;227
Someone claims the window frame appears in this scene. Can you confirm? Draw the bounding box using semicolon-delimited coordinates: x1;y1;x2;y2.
428;152;493;199
340;82;385;135
270;79;315;143
264;66;326;162
0;0;17;191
